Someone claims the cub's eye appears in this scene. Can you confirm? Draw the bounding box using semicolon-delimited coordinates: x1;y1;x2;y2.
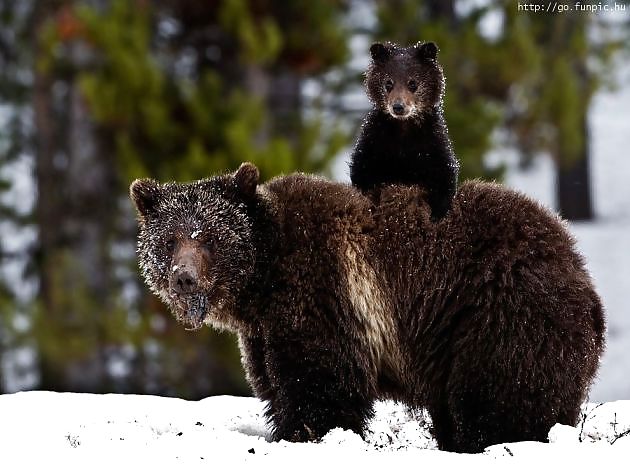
385;79;394;93
408;80;418;92
165;239;175;252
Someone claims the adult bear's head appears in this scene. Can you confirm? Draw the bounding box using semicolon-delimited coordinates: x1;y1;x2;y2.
130;163;260;331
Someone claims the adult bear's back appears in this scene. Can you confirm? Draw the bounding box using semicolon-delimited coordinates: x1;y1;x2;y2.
375;180;605;452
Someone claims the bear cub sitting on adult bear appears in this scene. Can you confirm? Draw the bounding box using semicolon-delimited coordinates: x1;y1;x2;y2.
350;41;459;220
130;163;604;453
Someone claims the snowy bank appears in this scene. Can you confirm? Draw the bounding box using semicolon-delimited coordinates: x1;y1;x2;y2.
1;392;629;470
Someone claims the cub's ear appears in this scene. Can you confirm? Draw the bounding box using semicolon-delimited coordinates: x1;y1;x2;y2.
416;41;438;60
233;162;259;199
130;178;161;218
370;42;391;63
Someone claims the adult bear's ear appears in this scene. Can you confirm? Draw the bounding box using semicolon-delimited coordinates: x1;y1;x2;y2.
370;42;391;63
233;162;259;199
130;178;161;218
416;41;438;60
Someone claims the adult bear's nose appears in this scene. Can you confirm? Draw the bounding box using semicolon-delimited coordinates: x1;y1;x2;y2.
171;268;197;294
392;103;405;115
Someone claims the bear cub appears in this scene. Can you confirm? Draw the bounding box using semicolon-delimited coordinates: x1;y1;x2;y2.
350;41;459;220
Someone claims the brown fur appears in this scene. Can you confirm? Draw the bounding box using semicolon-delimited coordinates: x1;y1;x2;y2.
131;164;605;452
350;41;459;220
365;41;443;118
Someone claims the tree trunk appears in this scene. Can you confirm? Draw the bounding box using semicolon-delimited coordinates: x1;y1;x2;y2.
426;0;456;25
32;0;68;392
556;112;594;221
33;2;116;392
555;30;594;223
268;71;302;140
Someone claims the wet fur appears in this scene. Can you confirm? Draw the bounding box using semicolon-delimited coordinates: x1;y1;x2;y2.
350;41;459;220
131;167;605;453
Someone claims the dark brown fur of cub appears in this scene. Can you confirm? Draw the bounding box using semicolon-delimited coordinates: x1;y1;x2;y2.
350;41;459;220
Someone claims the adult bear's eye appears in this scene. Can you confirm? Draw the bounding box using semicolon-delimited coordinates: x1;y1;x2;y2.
204;236;218;252
165;239;175;252
385;78;394;92
408;79;418;92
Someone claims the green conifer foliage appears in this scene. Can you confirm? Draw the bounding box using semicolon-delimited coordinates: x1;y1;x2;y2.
69;0;349;183
19;0;351;397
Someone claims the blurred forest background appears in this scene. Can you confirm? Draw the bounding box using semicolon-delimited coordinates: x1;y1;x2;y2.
0;0;628;398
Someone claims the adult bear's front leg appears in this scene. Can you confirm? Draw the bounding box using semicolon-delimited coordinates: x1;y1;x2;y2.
263;328;375;442
239;333;274;402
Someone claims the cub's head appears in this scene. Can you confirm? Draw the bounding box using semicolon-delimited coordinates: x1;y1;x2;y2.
130;163;260;331
366;41;444;120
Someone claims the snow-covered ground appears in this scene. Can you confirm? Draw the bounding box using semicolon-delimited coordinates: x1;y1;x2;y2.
1;392;628;470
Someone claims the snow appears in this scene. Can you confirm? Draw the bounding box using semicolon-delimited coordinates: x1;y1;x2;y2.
1;392;628;470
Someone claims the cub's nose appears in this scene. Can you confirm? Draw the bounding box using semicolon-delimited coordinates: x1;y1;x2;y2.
171;269;197;294
392;103;405;115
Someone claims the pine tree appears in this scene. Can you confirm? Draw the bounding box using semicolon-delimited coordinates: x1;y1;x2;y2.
505;1;627;220
2;0;352;397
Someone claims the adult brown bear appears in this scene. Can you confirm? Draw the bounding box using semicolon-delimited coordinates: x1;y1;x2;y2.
130;163;605;453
